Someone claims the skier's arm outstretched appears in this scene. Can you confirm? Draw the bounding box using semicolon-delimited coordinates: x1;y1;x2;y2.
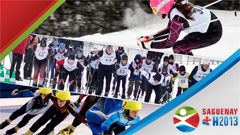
152;27;170;41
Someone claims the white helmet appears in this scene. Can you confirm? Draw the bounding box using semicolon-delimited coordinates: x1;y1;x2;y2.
90;47;98;52
201;59;211;65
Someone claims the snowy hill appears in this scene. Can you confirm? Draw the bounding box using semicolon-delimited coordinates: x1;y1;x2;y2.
70;4;239;60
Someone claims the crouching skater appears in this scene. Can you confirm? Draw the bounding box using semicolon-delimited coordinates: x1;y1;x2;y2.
24;90;86;135
57;94;100;135
101;100;142;135
86;98;142;135
0;87;52;135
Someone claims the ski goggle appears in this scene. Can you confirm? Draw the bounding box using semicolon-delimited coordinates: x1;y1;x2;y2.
151;0;171;15
181;0;189;4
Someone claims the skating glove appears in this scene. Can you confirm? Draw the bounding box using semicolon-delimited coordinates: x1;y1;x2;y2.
11;89;20;96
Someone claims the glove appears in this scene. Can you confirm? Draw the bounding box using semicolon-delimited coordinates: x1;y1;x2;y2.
101;121;111;131
172;72;177;77
11;89;19;96
167;86;172;93
138;36;152;42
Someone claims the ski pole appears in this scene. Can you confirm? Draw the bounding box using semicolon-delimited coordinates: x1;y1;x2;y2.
204;0;222;8
148;33;169;41
159;90;168;103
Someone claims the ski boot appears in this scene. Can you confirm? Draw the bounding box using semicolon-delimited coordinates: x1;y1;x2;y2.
111;85;115;95
121;94;126;99
32;82;37;87
51;77;57;89
88;88;92;94
43;73;49;86
113;93;118;98
104;91;109;97
16;76;23;81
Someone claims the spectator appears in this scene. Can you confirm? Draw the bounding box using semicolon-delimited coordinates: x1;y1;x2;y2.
10;36;30;81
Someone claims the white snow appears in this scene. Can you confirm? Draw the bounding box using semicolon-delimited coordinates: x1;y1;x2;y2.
69;5;239;60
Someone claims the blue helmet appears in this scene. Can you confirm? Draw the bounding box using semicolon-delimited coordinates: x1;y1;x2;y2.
76;47;83;55
134;54;142;61
58;43;66;50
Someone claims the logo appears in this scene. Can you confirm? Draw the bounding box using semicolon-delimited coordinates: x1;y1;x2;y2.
173;106;200;132
202;108;239;127
202;116;211;126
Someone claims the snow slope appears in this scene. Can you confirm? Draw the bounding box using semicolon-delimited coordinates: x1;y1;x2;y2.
71;4;239;60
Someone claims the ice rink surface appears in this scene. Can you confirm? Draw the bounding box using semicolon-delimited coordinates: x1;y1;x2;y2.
0;96;159;134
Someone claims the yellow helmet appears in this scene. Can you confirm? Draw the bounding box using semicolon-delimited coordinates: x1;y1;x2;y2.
56;90;71;101
39;87;52;95
122;100;142;111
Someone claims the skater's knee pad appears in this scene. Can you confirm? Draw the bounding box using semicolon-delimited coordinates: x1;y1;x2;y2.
24;130;34;135
15;126;20;131
6;119;12;123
